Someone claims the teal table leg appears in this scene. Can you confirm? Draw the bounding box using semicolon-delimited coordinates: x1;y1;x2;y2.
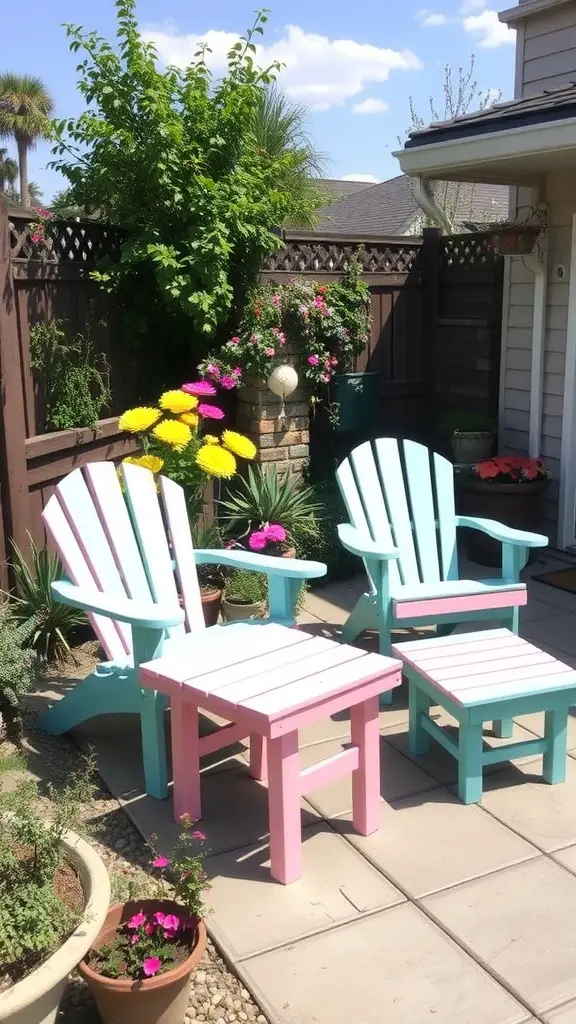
457;721;483;804
409;681;431;756
543;707;568;784
493;719;514;740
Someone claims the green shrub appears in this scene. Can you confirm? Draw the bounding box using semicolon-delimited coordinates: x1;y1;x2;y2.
29;317;111;432
219;464;321;549
224;569;268;605
0;605;38;744
6;538;87;662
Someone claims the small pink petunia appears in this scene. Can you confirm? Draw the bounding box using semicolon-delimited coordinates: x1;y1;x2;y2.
131;934;140;945
163;929;176;940
191;829;206;840
144;923;155;936
182;381;217;397
321;372;331;383
307;355;319;366
154;911;166;926
248;531;267;552
162;914;180;932
271;294;281;307
198;403;225;419
266;524;287;543
143;957;162;977
232;367;242;378
228;336;240;345
220;375;237;390
152;855;169;869
264;347;275;357
127;911;147;929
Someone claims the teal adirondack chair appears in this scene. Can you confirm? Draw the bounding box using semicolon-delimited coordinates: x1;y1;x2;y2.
336;438;548;708
40;461;326;799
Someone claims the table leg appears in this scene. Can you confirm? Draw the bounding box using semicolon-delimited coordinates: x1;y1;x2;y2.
543;707;568;784
458;721;483;804
249;733;268;781
170;696;201;823
351;695;381;836
493;719;514;739
267;730;302;884
409;680;431;756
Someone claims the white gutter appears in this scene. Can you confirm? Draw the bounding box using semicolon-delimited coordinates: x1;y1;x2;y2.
412;177;452;234
394;116;576;182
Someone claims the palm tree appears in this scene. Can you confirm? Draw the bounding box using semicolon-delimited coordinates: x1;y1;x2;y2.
252;87;328;229
27;181;43;206
0;73;54;207
0;146;17;193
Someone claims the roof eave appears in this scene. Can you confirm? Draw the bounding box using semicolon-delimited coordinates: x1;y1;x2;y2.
394;116;576;185
499;0;574;26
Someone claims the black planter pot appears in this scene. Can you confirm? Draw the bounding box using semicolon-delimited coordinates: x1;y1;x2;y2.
459;476;549;567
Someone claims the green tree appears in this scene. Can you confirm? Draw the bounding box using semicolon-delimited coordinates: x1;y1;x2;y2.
0;147;17;193
252;86;327;228
0;73;55;207
50;1;325;343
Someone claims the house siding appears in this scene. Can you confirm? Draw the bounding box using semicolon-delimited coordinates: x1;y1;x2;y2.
500;1;576;543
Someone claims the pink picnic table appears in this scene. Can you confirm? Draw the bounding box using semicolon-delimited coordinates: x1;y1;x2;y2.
140;622;402;884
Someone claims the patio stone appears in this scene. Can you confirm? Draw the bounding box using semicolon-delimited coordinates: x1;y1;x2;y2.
332;787;537;897
303;577;365;624
517;707;576;752
300;735;439;819
550;844;576;876
203;822;404;960
480;755;576;852
544;999;576;1022
241;903;531;1024
423;858;576;1015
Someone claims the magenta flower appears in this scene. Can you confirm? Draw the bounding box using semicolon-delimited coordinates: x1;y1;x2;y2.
182;381;217;397
205;363;221;380
266;524;287;543
143;957;162;977
127;911;147;929
162;914;180;932
232;367;242;378
220;375;237;390
271;294;281;307
191;829;206;840
228;336;240;345
198;403;225;420
131;934;140;945
154;911;166;926
249;531;268;552
163;929;176;940
152;855;169;869
307;355;319;366
264;347;275;357
144;923;155;936
321;372;331;383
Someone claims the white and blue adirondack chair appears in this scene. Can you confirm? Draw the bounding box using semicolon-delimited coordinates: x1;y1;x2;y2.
40;461;326;799
336;438;548;706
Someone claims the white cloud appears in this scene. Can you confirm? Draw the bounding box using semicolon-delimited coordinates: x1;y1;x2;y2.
341;173;381;182
352;97;389;115
417;10;450;26
462;9;515;47
143;23;422;110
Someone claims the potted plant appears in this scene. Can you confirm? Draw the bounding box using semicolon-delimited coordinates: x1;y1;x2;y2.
191;521;225;627
0;760;110;1024
490;225;540;256
222;569;268;622
78;816;209;1024
460;455;549;566
440;409;496;465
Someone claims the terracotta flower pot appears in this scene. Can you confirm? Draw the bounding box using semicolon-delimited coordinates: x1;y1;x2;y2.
459;476;548;567
78;900;206;1024
200;585;223;627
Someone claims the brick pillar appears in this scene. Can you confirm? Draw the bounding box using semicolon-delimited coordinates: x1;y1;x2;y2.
236;372;310;478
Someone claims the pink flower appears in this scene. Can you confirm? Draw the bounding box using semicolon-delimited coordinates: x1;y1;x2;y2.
266;524;287;543
232;367;242;378
228;336;240;345
321;372;331;383
154;911;166;926
205;363;221;380
127;911;147;929
264;347;275;357
163;929;176;940
143;957;162;977
307;355;319;366
152;856;169;869
31;231;43;243
248;531;268;552
191;830;206;840
183;381;217;397
163;914;180;932
299;305;309;317
144;923;155;936
198;403;224;420
131;934;140;945
271;294;281;307
220;375;237;390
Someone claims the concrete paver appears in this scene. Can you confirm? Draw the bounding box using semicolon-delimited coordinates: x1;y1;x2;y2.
481;755;576;852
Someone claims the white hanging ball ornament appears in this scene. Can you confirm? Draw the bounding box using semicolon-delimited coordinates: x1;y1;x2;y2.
267;364;298;422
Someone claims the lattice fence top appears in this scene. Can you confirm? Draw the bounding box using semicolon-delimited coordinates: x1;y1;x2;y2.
264;239;422;275
9;215;123;263
440;232;501;267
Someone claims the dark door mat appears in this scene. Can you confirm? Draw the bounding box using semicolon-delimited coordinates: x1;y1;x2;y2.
533;567;576;595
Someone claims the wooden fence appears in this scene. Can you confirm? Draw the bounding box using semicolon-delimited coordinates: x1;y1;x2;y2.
0;202;504;586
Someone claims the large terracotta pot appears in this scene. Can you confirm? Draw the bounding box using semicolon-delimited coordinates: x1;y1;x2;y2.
200;585;223;627
0;830;110;1024
459;476;548;566
78;900;206;1024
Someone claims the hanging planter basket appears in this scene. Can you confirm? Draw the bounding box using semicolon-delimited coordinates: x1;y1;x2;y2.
490;226;540;256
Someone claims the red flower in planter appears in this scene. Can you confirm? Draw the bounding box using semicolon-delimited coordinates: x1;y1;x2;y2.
473;455;548;484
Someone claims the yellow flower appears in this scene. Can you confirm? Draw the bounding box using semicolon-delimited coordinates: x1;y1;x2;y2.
196;444;237;479
152;419;192;452
221;430;257;461
159;390;198;414
203;434;219;445
180;412;199;428
118;407;161;433
123;454;165;474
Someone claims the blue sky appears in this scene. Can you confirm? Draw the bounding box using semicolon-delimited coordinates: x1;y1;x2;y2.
3;0;516;201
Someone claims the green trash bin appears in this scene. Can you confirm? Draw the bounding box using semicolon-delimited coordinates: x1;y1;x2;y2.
331;372;380;433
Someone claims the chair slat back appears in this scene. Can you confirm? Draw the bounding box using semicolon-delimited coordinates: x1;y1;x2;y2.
42;462;202;661
337;438;458;591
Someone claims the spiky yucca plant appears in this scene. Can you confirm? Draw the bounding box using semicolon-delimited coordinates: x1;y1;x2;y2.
218;464;321;548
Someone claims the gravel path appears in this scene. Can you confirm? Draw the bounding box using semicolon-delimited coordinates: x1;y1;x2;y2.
1;647;267;1024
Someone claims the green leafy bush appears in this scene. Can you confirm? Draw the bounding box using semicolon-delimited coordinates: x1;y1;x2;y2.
224;569;268;605
6;537;87;662
0;605;38;744
29;318;111;432
0;755;96;984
